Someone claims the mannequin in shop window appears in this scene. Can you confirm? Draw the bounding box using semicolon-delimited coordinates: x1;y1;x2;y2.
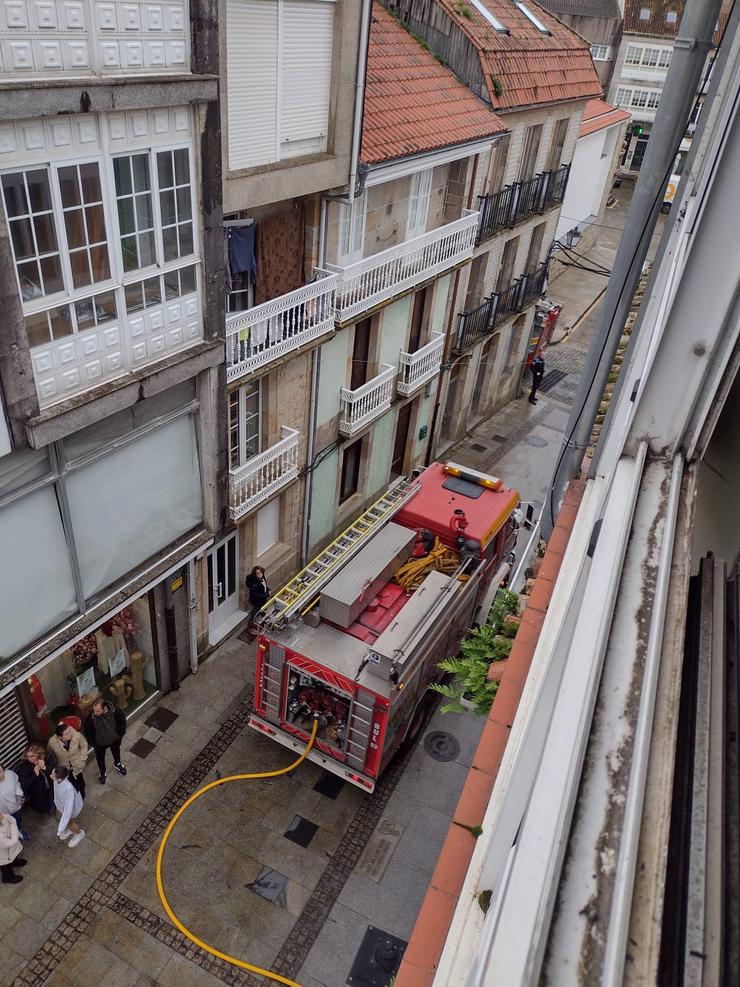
95;621;129;677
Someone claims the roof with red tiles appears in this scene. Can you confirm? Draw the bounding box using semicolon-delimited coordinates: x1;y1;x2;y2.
579;97;630;137
361;3;508;166
436;0;603;111
622;0;731;43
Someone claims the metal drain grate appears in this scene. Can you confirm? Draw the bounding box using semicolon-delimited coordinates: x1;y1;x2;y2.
423;731;461;762
347;926;407;986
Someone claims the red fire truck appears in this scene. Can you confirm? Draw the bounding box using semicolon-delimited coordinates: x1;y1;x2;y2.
250;462;520;791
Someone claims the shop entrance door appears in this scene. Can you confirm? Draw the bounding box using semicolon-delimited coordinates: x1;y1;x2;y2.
207;534;243;643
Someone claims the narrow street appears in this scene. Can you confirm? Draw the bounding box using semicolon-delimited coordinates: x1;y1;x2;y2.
0;181;663;987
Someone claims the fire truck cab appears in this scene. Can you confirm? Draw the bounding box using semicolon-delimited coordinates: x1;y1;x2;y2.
250;462;520;791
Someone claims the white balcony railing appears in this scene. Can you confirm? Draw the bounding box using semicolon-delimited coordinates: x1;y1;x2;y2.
229;426;300;521
339;364;396;437
397;333;444;396
328;210;479;323
226;275;338;382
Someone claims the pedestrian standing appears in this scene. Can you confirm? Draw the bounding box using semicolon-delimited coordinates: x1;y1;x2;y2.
47;723;89;800
246;565;270;629
51;767;85;847
0;765;29;841
83;698;127;784
0;812;27;884
529;349;546;404
17;745;56;815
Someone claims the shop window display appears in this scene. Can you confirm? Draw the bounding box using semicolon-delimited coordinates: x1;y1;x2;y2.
33;596;157;739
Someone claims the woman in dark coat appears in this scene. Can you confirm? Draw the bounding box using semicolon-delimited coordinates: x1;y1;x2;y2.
17;744;56;815
245;566;270;627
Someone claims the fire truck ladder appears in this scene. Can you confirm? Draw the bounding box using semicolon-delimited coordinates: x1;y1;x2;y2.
260;476;420;630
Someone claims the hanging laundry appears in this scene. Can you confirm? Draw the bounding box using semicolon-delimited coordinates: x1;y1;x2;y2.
228;224;257;281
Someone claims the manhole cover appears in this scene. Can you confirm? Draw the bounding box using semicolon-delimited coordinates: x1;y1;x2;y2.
524;435;548;447
347;926;407;986
423;731;461;762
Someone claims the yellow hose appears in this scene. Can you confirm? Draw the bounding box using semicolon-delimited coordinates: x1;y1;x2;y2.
155;719;319;987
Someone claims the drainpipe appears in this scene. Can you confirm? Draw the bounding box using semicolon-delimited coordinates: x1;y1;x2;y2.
348;0;372;204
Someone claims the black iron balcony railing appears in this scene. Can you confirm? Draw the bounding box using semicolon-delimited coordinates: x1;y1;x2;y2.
454;262;549;355
477;163;571;243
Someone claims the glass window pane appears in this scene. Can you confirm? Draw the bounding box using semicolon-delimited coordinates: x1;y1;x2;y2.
75;297;96;332
143;277;161;306
18;260;42;301
25;310;50;348
125;282;144;313
95;291;116;323
179;265;195;294
164;269;179;299
26;169;51;212
40;255;64;294
132;154;150;193
162;227;178;261
34;212;59;254
89;245;110;282
176;187;192;221
159;189;176;226
49;305;73;339
114;157;132;196
70;250;92;288
138;230;156;268
64;208;86;250
85;204;106;244
157;151;173;189
179;222;193;257
10;217;34;259
58;166;80;207
80;163;102;202
174;149;189;185
2;172;29;217
0;446;50;497
121;235;139;271
117;197;135;236
135;194;153;231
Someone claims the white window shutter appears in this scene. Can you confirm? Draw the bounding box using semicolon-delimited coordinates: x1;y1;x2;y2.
280;0;335;159
227;0;279;170
256;497;280;556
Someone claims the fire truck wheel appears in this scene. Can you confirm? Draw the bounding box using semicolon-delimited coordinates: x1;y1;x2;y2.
400;696;431;754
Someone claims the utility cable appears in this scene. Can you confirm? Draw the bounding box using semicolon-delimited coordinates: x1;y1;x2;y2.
155;719;319;987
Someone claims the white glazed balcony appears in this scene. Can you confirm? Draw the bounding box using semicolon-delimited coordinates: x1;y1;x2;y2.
328;210;479;323
229;426;300;521
339;364;396;437
397;333;444;396
226;274;338;382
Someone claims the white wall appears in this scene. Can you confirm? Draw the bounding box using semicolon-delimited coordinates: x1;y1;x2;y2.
556;125;620;240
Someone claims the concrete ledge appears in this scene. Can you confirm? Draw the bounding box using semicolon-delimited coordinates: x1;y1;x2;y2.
26;339;224;448
0;74;218;120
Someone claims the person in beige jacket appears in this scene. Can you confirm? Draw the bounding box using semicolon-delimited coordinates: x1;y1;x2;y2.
47;724;89;800
0;811;27;884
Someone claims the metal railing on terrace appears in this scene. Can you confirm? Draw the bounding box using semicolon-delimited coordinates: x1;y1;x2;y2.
453;263;548;355
477;164;571;243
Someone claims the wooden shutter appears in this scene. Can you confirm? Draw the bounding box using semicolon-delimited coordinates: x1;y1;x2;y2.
227;0;279;170
0;690;28;769
280;0;335;159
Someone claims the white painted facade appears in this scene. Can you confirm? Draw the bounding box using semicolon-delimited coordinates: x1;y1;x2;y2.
556;121;624;239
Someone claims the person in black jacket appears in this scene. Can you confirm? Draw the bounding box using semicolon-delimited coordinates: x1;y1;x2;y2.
246;566;270;628
529;349;546;404
83;698;127;784
17;744;56;815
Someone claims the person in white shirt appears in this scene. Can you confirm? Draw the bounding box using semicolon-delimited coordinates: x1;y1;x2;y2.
0;764;29;841
52;767;85;848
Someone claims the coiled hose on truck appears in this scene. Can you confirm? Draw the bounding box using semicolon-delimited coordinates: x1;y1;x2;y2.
156;718;319;987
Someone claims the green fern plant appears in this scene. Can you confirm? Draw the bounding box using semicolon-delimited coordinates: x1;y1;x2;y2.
430;589;519;715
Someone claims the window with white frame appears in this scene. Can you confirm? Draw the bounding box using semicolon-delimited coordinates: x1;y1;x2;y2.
615;86;662;111
338;195;365;266
113;154;156;272
666;10;677;23
228;380;261;470
639;7;651;20
58;164;111;288
226;0;336;170
625;44;672;69
407;169;432;239
157;149;193;261
590;45;611;61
